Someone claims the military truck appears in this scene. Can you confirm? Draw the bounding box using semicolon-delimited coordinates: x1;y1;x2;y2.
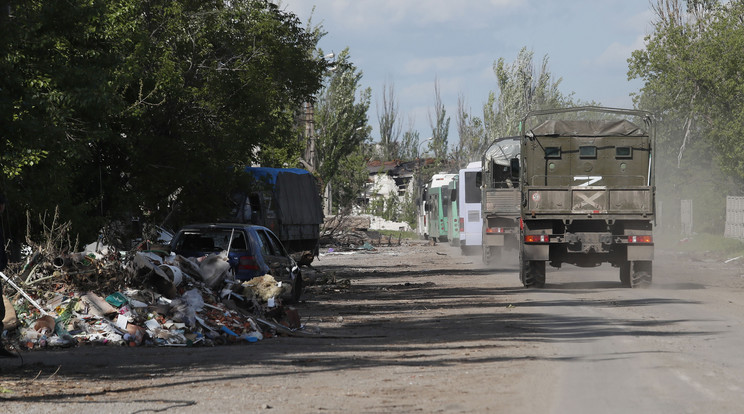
227;167;324;264
481;137;521;265
517;106;655;288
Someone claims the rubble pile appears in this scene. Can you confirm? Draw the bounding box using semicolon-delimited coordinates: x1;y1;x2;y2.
1;242;303;351
321;214;408;249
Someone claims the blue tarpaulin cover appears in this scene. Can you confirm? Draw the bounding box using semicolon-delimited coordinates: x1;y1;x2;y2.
243;167;324;225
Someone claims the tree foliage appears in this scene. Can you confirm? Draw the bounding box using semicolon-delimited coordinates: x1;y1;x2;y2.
313;48;372;213
428;78;450;161
483;47;573;141
628;0;744;231
398;119;421;161
376;80;402;161
0;0;327;247
453;94;486;169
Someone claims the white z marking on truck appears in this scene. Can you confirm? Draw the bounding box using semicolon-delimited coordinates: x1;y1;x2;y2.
573;176;602;187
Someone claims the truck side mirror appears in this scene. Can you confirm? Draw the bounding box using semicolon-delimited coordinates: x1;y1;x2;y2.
510;158;520;179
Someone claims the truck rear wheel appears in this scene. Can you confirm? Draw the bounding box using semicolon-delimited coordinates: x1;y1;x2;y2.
482;246;501;266
630;261;652;288
520;260;546;288
619;261;631;287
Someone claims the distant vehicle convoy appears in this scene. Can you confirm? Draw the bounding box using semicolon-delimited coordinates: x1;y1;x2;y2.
418;106;656;288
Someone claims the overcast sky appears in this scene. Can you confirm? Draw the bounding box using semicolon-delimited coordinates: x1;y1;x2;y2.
281;0;656;144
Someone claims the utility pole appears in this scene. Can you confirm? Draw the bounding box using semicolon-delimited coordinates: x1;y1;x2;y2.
303;102;317;172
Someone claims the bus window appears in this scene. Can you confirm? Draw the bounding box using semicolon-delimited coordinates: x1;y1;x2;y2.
464;172;482;203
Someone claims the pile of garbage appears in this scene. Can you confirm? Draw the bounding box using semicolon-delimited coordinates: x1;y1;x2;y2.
1;241;304;351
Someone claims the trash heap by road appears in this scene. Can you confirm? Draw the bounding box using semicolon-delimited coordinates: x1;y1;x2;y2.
1;242;303;351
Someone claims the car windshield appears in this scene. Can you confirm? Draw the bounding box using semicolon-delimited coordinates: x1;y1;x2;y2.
176;229;249;252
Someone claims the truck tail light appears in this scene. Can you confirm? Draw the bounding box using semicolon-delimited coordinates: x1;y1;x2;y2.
628;235;653;244
524;234;549;243
239;255;259;270
486;227;504;234
459;218;464;232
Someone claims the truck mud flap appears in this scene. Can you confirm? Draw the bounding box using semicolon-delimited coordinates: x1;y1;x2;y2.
522;243;549;261
627;245;654;261
484;234;505;246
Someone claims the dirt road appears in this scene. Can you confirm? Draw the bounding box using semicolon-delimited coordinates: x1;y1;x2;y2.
2;239;744;413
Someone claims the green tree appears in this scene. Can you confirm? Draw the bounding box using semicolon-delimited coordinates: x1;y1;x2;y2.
483;47;572;140
0;0;133;245
376;79;402;161
383;192;400;221
0;0;327;249
627;0;744;232
453;94;486;169
313;48;371;213
428;78;450;161
399;191;419;229
115;0;326;229
399;119;421;161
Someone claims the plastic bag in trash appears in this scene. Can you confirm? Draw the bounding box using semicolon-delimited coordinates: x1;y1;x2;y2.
169;299;196;327
182;289;204;312
199;252;231;289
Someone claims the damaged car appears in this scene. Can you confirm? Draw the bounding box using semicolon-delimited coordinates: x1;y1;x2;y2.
170;223;303;302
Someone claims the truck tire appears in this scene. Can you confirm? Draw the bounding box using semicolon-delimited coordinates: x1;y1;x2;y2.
631;261;652;288
482;246;501;266
619;261;631;287
520;260;546;288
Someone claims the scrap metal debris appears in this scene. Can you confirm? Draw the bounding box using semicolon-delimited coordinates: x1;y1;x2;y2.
0;241;311;351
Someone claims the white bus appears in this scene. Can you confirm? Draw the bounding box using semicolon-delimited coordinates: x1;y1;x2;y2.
458;161;482;255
